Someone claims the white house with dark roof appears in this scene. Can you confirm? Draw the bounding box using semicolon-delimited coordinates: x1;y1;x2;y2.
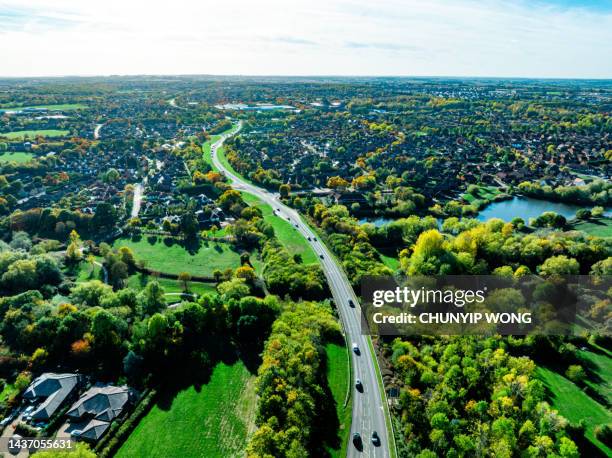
23;373;81;422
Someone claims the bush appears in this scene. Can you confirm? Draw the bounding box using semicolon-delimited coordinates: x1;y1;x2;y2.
14;421;39;437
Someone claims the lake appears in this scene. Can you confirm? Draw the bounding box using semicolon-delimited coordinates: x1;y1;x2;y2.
477;196;610;222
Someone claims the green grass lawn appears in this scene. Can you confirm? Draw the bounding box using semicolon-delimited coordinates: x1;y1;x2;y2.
72;258;103;283
377;250;400;270
571;217;612;238
326;343;351;458
0;152;34;163
0;129;70;139
126;273;217;297
116;361;257;458
462;185;501;203
537;366;612;455
240;192;318;264
577;347;612;406
113;236;242;277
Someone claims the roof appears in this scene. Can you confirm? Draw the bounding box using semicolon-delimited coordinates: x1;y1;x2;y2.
67;385;129;422
23;373;80;421
70;418;111;442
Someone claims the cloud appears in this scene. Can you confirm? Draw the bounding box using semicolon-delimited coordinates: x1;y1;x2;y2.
345;41;421;51
0;0;610;77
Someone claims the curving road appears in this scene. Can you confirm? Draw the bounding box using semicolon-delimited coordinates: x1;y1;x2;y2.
212;123;392;458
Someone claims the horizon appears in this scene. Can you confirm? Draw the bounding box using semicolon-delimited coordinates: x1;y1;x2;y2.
1;73;612;81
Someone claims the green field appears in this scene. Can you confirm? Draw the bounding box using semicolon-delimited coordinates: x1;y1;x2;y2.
126;274;217;297
0;103;86;111
113;236;243;277
116;361;256;458
0;129;70;139
240;192;318;264
537;365;612;455
571;217;612;238
326;343;351;458
0;152;34;163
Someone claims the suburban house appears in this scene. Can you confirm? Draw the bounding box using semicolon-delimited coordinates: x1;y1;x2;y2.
22;373;82;422
66;385;131;442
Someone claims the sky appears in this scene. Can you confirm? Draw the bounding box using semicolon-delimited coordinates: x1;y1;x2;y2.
0;0;611;78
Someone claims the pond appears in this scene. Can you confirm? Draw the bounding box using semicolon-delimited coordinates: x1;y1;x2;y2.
359;217;395;227
476;196;610;222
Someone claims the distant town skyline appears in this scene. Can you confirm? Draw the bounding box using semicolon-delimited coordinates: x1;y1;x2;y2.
1;0;611;78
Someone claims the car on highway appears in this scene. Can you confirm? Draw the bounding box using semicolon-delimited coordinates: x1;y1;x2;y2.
319;254;324;259
352;432;363;450
352;343;360;355
355;379;363;392
371;431;381;446
307;236;311;241
348;299;355;308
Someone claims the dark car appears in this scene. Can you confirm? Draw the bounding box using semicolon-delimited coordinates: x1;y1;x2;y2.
307;236;311;241
319;254;324;259
348;299;355;308
353;432;363;450
371;431;381;446
355;379;363;392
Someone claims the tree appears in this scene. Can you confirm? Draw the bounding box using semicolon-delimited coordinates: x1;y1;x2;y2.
178;271;192;291
103;168;120;183
565;365;586;384
279;183;291;198
327;176;349;190
235;265;256;282
217;278;250;300
65;230;82;264
575;209;591;220
538;255;580;276
139;280;166;316
30;348;48;369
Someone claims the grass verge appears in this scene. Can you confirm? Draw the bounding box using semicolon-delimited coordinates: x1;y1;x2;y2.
326;342;352;458
241;192;318;264
367;337;397;458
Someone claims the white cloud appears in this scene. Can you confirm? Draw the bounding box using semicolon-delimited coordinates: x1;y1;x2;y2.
0;0;610;77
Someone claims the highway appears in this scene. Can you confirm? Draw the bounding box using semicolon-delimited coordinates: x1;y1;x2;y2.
211;123;392;458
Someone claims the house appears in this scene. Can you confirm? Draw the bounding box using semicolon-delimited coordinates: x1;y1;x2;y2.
23;373;81;422
67;385;130;422
66;385;131;443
